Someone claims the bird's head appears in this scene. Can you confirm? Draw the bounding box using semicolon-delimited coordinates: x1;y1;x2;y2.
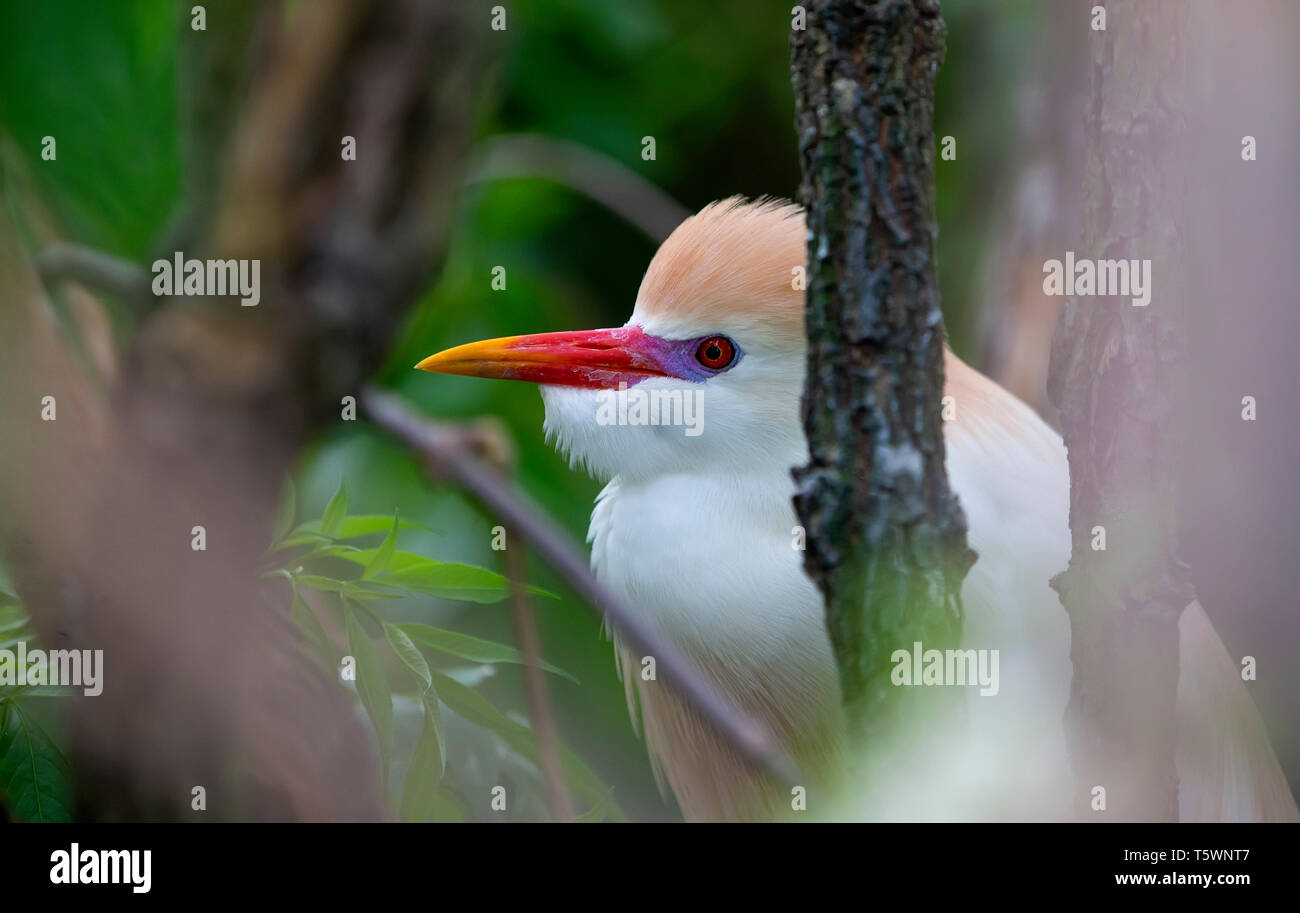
417;197;809;480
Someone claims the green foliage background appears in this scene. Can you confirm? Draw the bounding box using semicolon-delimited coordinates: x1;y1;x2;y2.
0;0;1044;820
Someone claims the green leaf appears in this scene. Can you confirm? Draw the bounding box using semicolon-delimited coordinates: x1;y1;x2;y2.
381;561;511;602
432;786;470;823
270;476;297;545
398;623;578;684
428;669;622;821
268;531;333;552
295;574;347;593
382;621;431;692
318;549;551;598
291;593;333;663
0;602;28;635
314;548;526;602
327;548;443;572
393;558;542;604
340;582;404;601
364;515;400;579
572;788;619;823
425;692;445;775
0;703;73;822
399;694;445;822
7;687;72;699
389;561;557;602
275;515;430;550
344;601;393;782
320;481;348;538
308;544;364;560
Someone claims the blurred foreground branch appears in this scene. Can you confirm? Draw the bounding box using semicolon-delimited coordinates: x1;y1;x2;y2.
0;0;485;819
362;388;801;786
1047;0;1193;820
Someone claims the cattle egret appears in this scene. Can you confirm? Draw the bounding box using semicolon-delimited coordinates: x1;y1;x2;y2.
418;197;1298;822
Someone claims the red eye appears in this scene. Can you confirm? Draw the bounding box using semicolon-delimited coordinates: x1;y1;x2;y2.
695;336;735;370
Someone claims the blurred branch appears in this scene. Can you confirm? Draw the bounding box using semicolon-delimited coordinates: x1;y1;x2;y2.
1046;0;1192;821
469;421;573;821
0;0;488;820
465;133;690;242
34;242;151;302
503;539;574;822
362;387;802;786
160;0;262;257
2;138;122;386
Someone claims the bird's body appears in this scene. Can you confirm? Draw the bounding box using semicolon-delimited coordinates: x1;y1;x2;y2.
420;198;1298;822
581;348;1077;821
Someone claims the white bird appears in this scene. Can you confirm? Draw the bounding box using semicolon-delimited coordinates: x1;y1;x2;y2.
418;197;1298;822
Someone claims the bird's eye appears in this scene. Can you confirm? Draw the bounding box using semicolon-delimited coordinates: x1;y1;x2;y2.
695;335;736;370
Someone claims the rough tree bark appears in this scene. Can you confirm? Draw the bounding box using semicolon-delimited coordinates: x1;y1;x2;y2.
790;0;974;776
0;0;486;820
1046;0;1192;820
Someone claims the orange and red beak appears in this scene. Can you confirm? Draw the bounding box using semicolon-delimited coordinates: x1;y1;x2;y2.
416;326;674;389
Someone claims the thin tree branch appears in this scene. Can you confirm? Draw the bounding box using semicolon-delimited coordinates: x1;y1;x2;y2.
464;133;690;242
33;126;691;301
468;417;574;821
503;539;574;822
361;386;802;786
34;242;151;302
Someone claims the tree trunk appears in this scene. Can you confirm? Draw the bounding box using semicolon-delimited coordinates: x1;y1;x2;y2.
790;0;974;781
1046;0;1192;821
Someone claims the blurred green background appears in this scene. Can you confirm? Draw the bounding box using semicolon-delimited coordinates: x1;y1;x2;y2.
0;0;1047;819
